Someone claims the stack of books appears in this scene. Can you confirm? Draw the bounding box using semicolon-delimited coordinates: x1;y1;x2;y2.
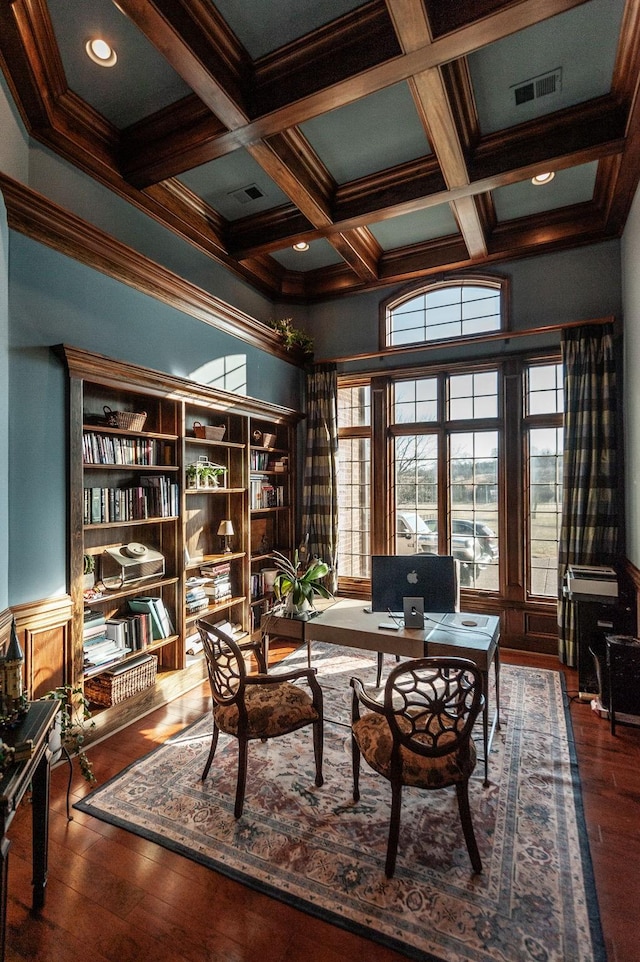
200;561;232;605
268;456;288;473
186;583;209;615
83;608;132;673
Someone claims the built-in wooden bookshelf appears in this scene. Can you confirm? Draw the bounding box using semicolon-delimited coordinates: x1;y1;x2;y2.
58;345;301;739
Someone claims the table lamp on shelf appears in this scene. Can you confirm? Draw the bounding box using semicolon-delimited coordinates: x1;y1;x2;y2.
217;519;234;554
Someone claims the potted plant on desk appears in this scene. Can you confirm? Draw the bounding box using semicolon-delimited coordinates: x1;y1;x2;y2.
270;549;333;618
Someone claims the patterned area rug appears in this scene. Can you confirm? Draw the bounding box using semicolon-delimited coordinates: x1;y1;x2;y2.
75;644;605;962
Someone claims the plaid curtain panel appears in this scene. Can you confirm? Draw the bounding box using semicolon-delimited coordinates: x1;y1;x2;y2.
558;323;619;665
301;364;339;593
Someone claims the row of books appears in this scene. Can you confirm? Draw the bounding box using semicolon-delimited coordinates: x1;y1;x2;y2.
83;432;171;466
83;477;179;524
83;597;174;674
249;474;285;509
250;569;273;600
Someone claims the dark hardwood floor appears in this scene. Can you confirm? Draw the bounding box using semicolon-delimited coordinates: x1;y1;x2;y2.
5;645;640;962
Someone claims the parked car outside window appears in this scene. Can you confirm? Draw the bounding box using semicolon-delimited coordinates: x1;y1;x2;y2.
396;512;498;569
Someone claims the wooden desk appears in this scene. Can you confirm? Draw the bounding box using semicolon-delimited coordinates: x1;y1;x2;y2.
306;599;501;786
0;701;59;962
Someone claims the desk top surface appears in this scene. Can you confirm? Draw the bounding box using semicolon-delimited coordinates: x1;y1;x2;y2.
306;598;499;666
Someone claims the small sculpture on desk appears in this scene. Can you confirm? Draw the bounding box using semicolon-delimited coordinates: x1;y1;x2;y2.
0;620;28;729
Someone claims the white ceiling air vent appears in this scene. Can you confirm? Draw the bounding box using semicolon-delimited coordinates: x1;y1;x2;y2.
229;184;265;205
512;68;562;106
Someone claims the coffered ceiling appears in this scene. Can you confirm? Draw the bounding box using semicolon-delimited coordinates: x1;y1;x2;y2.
1;0;639;301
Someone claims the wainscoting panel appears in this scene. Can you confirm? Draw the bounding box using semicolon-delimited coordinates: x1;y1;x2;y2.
9;596;73;699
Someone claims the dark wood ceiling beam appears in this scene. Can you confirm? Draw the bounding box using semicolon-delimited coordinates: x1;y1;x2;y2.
471;98;627;183
451;196;488;259
253;1;400;114
120;96;228;183
226;95;626;260
114;0;251;129
119;0;592;188
0;2;51;127
227;207;315;257
330;228;382;282
247;131;334;226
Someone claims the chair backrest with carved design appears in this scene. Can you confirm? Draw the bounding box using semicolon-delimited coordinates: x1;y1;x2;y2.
383;657;483;762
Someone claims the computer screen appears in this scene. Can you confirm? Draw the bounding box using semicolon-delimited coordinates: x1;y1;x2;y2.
371;554;460;614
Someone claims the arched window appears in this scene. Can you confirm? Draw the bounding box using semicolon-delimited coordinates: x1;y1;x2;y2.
382;274;507;349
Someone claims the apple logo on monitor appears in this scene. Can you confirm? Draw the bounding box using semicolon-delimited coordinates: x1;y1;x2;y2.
407;569;418;585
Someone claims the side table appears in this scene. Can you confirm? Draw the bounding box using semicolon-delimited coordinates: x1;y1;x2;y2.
0;700;59;962
605;635;640;735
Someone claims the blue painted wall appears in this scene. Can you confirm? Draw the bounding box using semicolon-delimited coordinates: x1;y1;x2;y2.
8;232;302;605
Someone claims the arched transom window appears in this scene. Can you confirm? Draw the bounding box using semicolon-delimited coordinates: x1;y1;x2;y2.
383;276;506;349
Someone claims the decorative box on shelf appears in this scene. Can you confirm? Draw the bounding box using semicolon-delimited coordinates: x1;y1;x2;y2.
84;653;158;706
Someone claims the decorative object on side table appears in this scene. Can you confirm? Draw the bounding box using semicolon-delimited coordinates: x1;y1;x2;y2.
217;519;234;554
270;549;333;618
0;619;28;729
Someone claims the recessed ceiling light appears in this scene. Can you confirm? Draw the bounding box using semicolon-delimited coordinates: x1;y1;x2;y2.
292;242;309;252
85;38;117;67
532;171;555;186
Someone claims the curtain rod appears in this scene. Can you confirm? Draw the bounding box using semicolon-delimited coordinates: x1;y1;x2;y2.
315;315;614;366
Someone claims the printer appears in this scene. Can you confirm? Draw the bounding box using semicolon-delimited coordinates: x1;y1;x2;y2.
565;564;618;599
101;542;165;589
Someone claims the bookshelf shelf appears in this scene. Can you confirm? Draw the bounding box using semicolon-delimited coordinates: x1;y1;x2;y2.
184;595;247;625
60;344;300;741
84;516;179;530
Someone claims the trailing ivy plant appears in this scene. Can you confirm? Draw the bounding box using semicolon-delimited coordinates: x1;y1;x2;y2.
43;685;96;784
267;318;314;357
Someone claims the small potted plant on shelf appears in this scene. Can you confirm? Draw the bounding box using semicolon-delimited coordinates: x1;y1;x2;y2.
186;459;226;489
83;554;96;590
42;684;96;784
270;549;332;617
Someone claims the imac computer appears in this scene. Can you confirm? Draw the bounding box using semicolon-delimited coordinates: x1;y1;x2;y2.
371;554;460;615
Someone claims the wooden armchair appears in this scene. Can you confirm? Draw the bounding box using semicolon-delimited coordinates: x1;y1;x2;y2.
350;656;484;877
197;619;324;817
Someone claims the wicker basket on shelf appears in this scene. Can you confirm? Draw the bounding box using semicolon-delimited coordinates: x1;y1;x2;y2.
85;654;158;706
103;406;147;431
193;422;226;441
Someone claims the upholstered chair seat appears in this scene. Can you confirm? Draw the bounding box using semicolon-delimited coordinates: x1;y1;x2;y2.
214;681;320;739
352;712;477;788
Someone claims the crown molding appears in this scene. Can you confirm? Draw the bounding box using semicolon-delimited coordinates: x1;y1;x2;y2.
0;173;305;365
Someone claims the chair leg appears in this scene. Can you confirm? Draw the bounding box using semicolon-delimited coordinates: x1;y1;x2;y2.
313;718;324;786
455;781;482;874
201;722;220;781
385;781;402;878
234;738;248;818
351;734;361;802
